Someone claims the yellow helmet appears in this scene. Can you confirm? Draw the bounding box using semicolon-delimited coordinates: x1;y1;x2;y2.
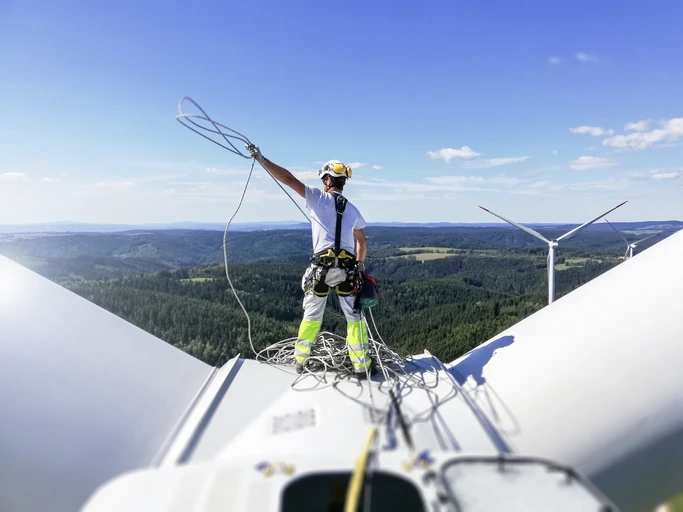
318;160;352;180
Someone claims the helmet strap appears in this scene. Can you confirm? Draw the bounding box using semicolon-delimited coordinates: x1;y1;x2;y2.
323;175;345;193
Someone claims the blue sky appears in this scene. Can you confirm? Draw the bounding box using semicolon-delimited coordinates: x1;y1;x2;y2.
1;0;682;224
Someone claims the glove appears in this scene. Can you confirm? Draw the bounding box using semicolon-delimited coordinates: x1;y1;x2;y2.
246;143;265;164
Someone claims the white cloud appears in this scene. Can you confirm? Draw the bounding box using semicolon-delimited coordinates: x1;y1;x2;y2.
42;177;60;183
427;148;527;168
163;188;177;193
0;172;29;181
570;126;614;137
427;146;481;163
372;165;383;170
651;170;680;180
60;172;69;176
168;180;213;187
354;175;518;193
136;160;203;172
136;173;186;183
575;52;598;63
463;156;530;169
603;117;683;150
348;162;365;169
355;174;628;196
88;174;184;190
548;56;562;65
568;156;617;170
428;176;522;187
292;170;320;181
552;150;558;156
564;179;627;191
206;167;245;176
93;181;136;189
625;120;649;132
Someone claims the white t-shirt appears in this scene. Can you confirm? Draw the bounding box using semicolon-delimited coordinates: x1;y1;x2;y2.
305;185;367;255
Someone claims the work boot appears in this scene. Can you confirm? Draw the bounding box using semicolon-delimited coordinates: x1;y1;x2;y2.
295;362;305;374
355;365;377;381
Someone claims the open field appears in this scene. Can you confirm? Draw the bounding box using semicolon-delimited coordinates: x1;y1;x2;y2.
399;247;458;253
623;230;663;235
394;247;459;261
556;257;609;271
398;252;457;261
394;247;542;262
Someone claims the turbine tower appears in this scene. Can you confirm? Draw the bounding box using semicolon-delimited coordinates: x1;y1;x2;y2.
479;201;627;305
605;218;659;260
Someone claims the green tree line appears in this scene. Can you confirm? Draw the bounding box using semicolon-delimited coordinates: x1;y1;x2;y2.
61;251;618;366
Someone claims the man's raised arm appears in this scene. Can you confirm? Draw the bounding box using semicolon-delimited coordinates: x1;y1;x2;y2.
247;144;305;199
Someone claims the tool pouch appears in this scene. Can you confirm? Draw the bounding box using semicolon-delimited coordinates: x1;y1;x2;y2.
359;272;379;308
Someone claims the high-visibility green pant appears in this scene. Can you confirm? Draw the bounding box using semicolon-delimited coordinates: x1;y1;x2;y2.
294;268;371;373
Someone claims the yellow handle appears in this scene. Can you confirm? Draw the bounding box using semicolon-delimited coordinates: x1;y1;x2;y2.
344;427;378;512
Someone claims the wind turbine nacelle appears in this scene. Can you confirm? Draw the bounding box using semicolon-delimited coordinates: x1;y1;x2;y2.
447;229;683;511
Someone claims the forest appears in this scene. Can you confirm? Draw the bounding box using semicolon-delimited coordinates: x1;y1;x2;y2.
2;225;664;366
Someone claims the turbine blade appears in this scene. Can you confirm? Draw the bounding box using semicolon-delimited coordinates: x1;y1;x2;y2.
624;247;630;259
635;232;660;244
557;201;628;242
604;218;630;246
478;206;550;244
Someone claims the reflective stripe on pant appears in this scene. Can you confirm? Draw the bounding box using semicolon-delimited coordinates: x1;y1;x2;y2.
294;320;321;363
294;292;326;363
337;291;370;373
346;320;371;372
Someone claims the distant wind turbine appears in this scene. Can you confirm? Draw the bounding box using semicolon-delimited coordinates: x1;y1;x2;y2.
604;218;659;260
478;201;627;305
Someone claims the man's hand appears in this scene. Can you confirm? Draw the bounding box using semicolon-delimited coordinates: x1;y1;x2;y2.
245;147;306;199
246;143;265;164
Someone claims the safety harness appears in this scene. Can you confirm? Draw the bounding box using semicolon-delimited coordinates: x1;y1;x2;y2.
310;192;356;269
306;191;377;309
333;192;347;267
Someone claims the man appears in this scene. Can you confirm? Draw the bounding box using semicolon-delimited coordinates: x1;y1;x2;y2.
246;144;372;377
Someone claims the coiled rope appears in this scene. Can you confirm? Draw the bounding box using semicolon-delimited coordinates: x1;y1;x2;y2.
176;97;310;223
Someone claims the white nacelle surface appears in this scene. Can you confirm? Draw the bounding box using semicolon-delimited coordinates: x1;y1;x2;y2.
0;256;213;512
448;229;683;511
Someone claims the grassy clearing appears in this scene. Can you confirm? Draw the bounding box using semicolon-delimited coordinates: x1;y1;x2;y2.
623;230;661;235
395;247;533;261
556;257;606;271
410;252;456;261
392;247;459;261
393;247;459;261
566;257;592;264
398;247;458;253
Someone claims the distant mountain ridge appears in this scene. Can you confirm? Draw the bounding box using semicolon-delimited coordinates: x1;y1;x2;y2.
1;220;681;234
2;224;679;281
